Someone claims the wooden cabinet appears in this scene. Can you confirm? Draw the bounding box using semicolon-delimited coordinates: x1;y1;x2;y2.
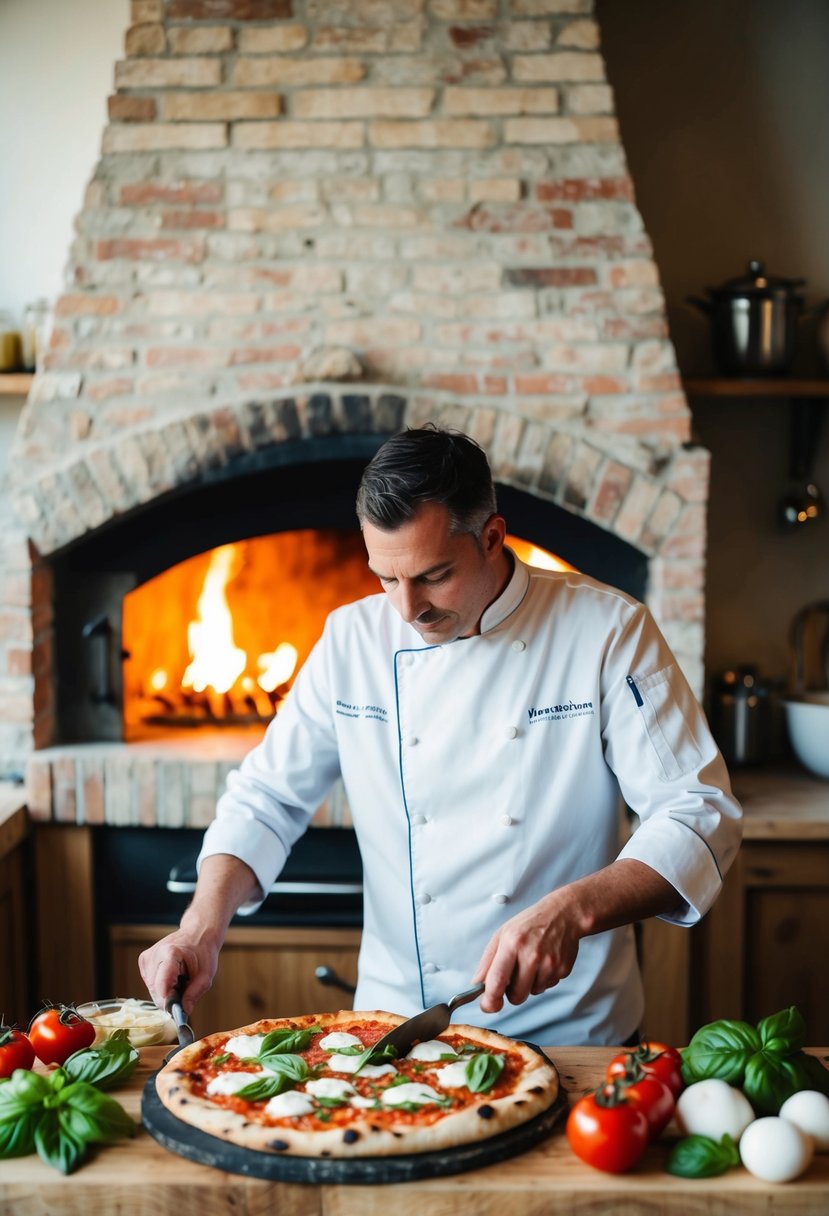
0;837;30;1024
692;840;829;1042
110;923;361;1031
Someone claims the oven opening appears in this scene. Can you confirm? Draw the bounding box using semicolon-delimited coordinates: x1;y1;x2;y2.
120;530;573;742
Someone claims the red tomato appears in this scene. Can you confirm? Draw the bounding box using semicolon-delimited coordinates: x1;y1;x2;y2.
0;1026;35;1077
607;1039;684;1098
620;1072;675;1139
28;1005;95;1066
566;1083;650;1173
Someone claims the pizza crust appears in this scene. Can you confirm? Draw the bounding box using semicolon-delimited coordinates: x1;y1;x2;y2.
154;1010;559;1158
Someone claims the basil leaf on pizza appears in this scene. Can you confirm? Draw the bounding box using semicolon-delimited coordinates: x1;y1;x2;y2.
155;1012;559;1158
465;1052;505;1093
259;1027;320;1057
235;1054;310;1100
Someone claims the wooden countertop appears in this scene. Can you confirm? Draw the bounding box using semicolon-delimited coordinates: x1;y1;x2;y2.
732;766;829;840
1;1046;827;1214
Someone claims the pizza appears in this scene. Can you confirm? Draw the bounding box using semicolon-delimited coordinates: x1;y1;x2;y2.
154;1008;559;1157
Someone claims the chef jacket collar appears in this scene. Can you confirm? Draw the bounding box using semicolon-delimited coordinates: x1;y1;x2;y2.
478;547;529;635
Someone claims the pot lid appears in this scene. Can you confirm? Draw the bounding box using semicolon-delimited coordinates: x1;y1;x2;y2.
707;259;806;297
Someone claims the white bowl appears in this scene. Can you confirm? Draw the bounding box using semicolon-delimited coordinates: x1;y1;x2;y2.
783;693;829;779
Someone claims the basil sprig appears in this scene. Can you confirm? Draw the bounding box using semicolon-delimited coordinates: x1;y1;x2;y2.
666;1134;739;1178
236;1054;310;1101
350;1042;399;1075
257;1026;320;1059
62;1030;139;1091
681;1005;829;1114
0;1066;134;1174
465;1052;505;1093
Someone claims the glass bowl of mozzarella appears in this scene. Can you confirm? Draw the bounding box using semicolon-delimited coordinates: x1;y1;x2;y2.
76;998;177;1047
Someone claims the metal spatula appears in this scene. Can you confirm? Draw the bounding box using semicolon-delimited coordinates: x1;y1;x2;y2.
370;982;486;1060
163;972;195;1063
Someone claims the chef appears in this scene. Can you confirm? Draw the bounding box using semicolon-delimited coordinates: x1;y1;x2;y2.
140;426;742;1046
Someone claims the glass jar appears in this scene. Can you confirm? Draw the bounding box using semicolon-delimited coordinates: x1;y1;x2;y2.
20;298;51;372
76;998;177;1047
0;311;22;372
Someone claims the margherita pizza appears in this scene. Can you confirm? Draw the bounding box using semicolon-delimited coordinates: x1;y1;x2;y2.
155;1009;559;1157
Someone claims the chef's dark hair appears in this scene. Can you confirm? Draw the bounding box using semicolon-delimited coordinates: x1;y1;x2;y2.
356;425;497;537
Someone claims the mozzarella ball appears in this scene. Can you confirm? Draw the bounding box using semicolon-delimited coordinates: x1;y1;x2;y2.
778;1090;829;1152
676;1079;755;1142
739;1116;814;1183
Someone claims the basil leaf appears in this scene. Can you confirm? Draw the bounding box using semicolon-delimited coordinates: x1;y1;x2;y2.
681;1019;761;1085
235;1074;293;1101
236;1055;310;1101
315;1096;349;1108
666;1134;739;1178
350;1042;398;1075
55;1082;135;1143
465;1052;505;1094
0;1069;51;1115
63;1033;139;1091
0;1105;40;1159
254;1053;310;1083
328;1044;364;1057
792;1051;829;1099
259;1027;319;1057
212;1053;231;1065
757;1006;805;1057
34;1110;87;1175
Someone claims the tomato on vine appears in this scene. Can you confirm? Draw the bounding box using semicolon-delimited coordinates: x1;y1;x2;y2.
566;1081;650;1173
28;1005;95;1066
607;1039;684;1099
0;1025;35;1077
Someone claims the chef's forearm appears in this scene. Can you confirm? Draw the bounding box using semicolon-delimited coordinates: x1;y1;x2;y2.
181;853;263;941
550;858;680;938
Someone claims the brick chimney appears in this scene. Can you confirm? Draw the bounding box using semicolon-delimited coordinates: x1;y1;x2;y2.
2;0;707;784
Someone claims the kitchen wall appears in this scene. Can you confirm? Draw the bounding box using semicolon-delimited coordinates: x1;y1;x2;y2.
1;0;827;700
599;0;829;695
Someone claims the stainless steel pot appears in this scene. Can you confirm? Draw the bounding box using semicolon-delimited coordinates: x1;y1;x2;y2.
689;259;805;376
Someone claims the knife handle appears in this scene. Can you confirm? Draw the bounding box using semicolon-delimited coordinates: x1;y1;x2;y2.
165;971;188;1023
447;982;486;1013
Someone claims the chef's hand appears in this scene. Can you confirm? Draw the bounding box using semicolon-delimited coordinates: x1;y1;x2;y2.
138;927;221;1016
472;889;584;1013
139;853;262;1014
472;860;682;1012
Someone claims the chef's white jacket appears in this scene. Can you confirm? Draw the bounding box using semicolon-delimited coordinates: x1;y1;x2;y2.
199;554;742;1046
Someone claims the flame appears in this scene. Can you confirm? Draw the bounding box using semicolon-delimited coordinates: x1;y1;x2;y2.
149;668;168;692
181;545;247;694
507;536;575;572
257;642;299;692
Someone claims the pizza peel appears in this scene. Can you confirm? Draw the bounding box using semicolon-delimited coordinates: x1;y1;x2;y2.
371;982;486;1058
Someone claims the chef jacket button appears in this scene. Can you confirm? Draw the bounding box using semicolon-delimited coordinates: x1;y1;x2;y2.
492;893;509;904
511;639;526;652
501;814;514;826
505;725;519;739
422;963;438;974
411;814;427;826
417;892;432;905
406;735;419;747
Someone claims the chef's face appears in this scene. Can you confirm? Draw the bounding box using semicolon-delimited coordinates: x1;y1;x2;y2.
362;502;510;644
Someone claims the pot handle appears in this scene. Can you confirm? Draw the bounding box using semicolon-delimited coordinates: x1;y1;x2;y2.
686;295;713;314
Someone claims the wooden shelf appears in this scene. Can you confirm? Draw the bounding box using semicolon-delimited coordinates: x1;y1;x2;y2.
683;377;829;398
0;373;33;396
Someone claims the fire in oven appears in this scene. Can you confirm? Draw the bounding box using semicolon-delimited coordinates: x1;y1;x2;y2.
92;825;363;995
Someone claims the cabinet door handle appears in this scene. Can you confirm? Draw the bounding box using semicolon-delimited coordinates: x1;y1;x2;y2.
315;965;356;995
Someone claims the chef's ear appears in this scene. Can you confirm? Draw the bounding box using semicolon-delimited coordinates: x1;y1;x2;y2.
480;514;507;559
